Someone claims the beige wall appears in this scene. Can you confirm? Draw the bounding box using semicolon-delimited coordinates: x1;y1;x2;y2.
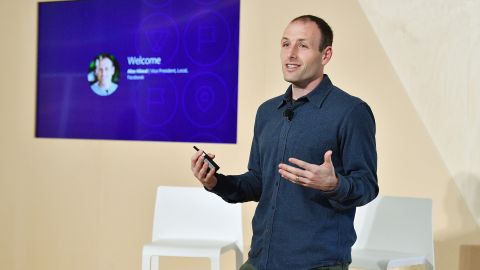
359;0;480;228
0;0;478;270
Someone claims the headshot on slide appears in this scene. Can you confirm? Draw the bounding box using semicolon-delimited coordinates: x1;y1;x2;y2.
88;53;120;96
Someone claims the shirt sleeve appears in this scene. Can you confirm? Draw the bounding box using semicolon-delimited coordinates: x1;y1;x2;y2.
208;111;264;203
323;102;378;210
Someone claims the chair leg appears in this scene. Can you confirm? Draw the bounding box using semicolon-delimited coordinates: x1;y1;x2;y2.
234;248;243;270
142;254;160;270
210;256;220;270
142;254;150;270
151;256;159;270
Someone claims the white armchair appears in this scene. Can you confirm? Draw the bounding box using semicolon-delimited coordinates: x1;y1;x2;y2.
351;196;435;270
142;186;244;270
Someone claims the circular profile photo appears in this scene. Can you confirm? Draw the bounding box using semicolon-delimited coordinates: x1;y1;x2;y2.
87;53;120;96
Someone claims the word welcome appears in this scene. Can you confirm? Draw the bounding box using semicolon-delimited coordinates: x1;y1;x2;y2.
127;56;162;65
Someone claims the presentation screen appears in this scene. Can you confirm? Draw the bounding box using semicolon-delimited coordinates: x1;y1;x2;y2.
36;0;239;143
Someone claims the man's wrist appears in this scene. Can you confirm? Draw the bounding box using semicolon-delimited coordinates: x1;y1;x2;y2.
204;176;218;190
323;175;338;191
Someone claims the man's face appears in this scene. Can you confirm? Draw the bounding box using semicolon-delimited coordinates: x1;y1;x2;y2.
95;58;115;87
280;20;330;89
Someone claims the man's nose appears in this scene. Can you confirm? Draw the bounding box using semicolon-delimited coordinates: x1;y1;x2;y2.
288;46;298;59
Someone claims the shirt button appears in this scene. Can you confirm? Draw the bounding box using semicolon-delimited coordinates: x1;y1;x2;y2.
275;181;279;186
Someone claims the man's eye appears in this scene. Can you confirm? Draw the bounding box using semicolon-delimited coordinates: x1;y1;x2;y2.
299;44;308;48
282;43;289;47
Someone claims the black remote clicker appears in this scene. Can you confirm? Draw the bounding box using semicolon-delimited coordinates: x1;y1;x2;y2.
193;146;220;172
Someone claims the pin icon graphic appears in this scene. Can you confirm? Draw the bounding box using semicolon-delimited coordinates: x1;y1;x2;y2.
146;29;169;52
195;86;214;112
136;13;179;64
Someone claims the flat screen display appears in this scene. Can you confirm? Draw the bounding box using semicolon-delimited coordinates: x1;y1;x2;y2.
36;0;239;143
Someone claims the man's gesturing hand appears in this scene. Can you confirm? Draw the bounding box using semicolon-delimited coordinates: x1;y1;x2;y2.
191;149;218;190
278;150;338;191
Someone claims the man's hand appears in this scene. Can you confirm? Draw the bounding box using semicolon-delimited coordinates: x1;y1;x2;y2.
191;149;218;190
278;150;338;191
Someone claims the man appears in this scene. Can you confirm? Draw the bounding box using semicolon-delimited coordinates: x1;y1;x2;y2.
90;54;118;96
191;15;378;270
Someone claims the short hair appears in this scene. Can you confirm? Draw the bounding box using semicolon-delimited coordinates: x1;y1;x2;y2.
89;53;120;83
96;53;115;66
291;15;333;51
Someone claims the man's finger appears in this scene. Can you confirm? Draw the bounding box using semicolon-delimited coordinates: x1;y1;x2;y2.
193;156;205;175
323;150;333;165
278;163;307;177
205;166;216;179
191;150;203;168
198;161;210;178
288;157;313;170
278;168;298;182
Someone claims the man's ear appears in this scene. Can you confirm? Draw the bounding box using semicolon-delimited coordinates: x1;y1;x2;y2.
321;46;333;65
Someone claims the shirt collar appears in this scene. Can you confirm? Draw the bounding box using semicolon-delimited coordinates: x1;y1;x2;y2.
277;74;333;109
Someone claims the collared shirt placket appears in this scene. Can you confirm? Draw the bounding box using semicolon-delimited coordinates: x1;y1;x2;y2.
264;110;293;269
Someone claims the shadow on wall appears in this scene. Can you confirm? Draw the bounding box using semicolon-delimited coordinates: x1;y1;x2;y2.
436;175;480;270
455;173;480;223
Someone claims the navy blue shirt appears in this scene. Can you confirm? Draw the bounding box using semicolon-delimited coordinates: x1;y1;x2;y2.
211;75;378;269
